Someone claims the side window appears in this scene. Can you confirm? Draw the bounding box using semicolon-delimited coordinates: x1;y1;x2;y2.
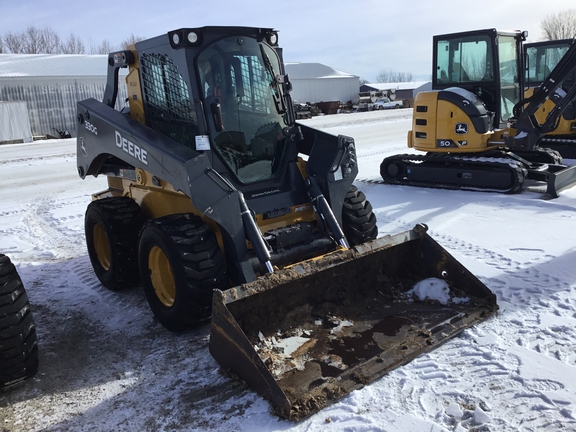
140;53;198;147
543;47;569;81
526;46;539;84
527;44;571;86
436;37;492;84
436;40;450;83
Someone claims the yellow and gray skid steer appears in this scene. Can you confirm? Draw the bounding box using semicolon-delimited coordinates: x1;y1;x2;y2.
76;26;497;420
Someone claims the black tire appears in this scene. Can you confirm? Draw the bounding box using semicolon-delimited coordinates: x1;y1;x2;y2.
85;197;146;291
0;254;39;389
342;186;378;246
138;214;228;332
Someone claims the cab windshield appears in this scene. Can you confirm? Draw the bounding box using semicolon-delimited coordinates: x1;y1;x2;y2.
198;36;289;184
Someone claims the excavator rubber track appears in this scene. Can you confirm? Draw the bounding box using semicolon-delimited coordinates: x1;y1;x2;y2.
380;152;527;193
209;224;498;421
540;136;576;160
512;147;563;164
380;151;576;197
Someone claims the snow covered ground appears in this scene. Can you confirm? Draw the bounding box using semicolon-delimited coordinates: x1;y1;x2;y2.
1;109;575;431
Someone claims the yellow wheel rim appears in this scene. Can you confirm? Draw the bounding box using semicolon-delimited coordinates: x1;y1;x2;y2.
148;246;176;307
93;223;111;271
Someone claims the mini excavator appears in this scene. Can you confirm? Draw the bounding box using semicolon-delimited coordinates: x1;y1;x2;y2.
381;29;576;197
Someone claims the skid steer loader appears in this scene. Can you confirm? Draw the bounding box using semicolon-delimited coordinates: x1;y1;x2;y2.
77;26;497;420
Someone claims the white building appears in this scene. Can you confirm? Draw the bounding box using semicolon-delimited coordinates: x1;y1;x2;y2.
0;54;127;140
285;63;360;105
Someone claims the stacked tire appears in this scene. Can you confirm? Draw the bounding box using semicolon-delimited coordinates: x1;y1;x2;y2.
0;254;39;389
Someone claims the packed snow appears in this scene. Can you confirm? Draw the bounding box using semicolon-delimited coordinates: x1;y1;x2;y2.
1;109;576;431
408;278;470;305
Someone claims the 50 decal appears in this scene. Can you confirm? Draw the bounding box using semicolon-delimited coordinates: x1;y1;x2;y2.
436;139;468;148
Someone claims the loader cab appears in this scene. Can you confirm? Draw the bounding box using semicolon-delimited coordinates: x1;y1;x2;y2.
130;27;298;187
433;29;526;128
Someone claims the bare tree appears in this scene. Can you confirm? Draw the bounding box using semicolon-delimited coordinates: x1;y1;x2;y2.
3;26;61;54
21;27;41;53
1;27;148;55
120;33;145;49
89;38;116;54
377;69;413;83
39;27;61;54
22;27;47;53
396;72;413;82
61;33;85;54
541;9;576;40
3;31;25;53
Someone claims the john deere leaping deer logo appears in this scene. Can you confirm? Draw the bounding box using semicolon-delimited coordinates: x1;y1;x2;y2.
455;123;469;134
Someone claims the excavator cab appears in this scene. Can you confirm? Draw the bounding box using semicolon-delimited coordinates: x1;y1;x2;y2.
434;29;524;128
407;29;528;156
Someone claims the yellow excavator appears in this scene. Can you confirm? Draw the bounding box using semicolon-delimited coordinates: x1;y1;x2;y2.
524;38;576;158
77;26;497;420
381;29;576;197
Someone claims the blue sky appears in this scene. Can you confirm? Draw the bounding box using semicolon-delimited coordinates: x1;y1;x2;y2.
0;0;574;81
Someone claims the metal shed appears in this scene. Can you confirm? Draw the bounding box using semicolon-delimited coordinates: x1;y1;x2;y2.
285;63;360;105
0;54;127;138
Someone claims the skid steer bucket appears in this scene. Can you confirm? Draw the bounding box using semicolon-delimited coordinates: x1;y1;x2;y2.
209;224;497;421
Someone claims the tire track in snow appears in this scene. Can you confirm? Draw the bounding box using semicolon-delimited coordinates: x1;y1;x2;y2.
368;213;576;431
11;192;155;335
14;195;87;260
68;255;156;333
0;152;76;165
367;320;575;431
